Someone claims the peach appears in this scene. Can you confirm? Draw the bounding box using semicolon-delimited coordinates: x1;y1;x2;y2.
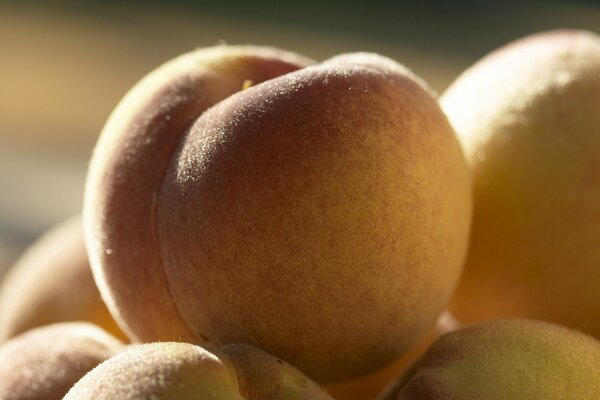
64;342;333;400
85;45;471;381
0;322;123;400
398;319;600;399
441;30;600;337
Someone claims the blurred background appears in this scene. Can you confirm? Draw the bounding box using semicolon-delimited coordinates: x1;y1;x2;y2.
2;0;600;274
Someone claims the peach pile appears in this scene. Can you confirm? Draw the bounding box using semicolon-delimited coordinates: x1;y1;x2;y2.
1;29;600;399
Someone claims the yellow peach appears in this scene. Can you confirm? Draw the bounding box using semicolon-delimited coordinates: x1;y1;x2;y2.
442;30;600;337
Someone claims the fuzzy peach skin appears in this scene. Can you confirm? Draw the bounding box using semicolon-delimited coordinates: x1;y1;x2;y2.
0;322;123;400
64;342;334;400
84;45;313;345
0;216;125;342
441;30;600;337
84;46;471;381
397;319;600;399
326;311;460;400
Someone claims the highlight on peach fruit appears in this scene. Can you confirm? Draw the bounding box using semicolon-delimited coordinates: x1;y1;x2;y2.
0;215;126;343
398;319;600;399
325;311;460;400
0;322;123;400
441;30;600;338
84;44;472;381
64;342;334;400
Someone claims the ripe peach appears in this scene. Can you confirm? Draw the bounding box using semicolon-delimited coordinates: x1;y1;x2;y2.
442;30;600;337
0;322;123;400
64;342;333;400
399;319;600;399
85;46;471;381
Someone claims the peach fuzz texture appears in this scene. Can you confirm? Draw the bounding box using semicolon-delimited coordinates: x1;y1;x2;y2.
85;46;471;381
64;342;334;400
0;322;123;400
84;45;313;344
399;319;600;399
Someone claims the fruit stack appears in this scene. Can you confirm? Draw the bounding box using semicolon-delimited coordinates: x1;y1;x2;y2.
1;29;599;400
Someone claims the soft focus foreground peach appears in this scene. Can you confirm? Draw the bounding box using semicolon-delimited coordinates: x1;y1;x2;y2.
85;45;471;381
0;322;123;400
64;342;334;400
0;216;125;342
442;30;600;337
398;319;600;399
325;312;460;400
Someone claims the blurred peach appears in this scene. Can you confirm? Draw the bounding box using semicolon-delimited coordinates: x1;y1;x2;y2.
0;215;126;342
